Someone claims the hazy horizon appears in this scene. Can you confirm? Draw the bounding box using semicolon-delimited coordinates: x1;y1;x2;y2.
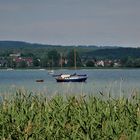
0;0;140;47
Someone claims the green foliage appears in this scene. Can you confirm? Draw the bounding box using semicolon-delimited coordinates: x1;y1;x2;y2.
17;61;27;68
85;48;140;60
0;92;140;139
40;53;49;68
1;41;140;68
33;58;40;67
121;57;140;67
48;50;60;67
67;49;83;67
86;60;95;67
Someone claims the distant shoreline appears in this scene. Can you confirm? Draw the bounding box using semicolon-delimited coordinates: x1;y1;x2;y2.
1;67;140;70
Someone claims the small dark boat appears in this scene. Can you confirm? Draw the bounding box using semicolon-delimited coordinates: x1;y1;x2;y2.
55;73;87;82
36;79;44;82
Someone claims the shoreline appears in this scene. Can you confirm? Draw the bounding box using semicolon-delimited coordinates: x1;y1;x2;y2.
1;67;140;70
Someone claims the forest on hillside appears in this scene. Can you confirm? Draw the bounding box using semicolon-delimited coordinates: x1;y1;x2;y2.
0;41;140;68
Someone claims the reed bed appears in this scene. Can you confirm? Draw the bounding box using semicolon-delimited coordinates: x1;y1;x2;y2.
0;91;140;140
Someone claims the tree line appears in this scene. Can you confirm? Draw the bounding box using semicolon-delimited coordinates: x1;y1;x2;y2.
1;41;140;68
0;49;84;68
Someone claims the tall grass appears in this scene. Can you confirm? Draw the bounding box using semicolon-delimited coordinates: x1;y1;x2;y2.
0;91;140;139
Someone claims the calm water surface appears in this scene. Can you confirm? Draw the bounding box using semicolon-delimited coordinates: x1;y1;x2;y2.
0;69;140;97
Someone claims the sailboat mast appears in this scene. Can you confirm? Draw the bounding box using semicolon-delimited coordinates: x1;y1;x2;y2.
51;56;53;69
74;48;77;69
60;53;63;69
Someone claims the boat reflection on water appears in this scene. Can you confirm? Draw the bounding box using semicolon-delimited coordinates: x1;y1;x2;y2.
48;70;54;75
54;73;88;82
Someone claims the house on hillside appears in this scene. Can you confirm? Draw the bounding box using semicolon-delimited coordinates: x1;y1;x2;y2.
95;60;104;67
9;53;21;57
13;57;33;67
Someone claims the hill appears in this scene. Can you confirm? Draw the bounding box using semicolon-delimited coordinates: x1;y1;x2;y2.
0;41;99;56
0;40;140;60
84;47;140;59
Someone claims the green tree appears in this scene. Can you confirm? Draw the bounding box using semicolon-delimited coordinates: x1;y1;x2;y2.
124;57;135;67
133;58;140;67
121;57;140;67
33;58;40;67
6;57;12;68
86;60;95;67
40;55;48;68
48;50;60;67
67;49;82;67
18;61;27;68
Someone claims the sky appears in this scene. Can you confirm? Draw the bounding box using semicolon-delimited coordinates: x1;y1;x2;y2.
0;0;140;47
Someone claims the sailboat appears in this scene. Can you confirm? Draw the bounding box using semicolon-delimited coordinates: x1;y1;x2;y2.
54;49;88;82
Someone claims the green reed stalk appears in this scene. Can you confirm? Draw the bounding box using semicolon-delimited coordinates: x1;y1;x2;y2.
0;91;140;139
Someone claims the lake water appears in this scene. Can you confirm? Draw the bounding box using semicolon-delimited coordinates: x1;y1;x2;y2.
0;69;140;97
